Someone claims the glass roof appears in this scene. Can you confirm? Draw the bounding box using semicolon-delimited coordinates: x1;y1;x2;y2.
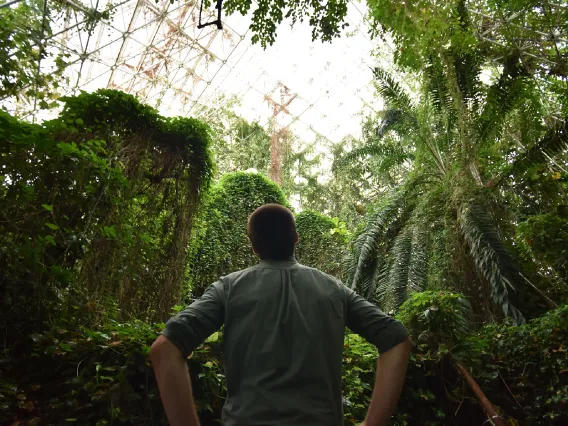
2;0;400;144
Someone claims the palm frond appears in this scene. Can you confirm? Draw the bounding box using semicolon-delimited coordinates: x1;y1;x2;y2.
452;0;482;103
510;119;568;174
492;118;568;188
424;54;457;120
380;231;412;312
408;226;429;293
346;187;411;297
474;52;528;145
376;109;404;138
372;67;415;113
459;204;525;325
375;226;428;313
333;143;413;172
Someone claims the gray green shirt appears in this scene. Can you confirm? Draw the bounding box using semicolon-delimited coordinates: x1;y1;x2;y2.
161;258;408;426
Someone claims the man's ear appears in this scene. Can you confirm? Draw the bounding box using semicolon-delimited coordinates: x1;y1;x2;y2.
295;232;299;245
249;236;259;255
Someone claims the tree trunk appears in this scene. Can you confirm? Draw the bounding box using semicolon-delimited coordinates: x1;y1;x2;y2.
455;362;506;426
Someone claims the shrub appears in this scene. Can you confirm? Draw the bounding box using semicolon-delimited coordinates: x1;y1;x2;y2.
187;171;289;296
0;89;214;335
295;210;349;278
397;291;472;345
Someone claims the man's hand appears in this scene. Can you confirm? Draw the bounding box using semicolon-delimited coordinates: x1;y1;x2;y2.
362;337;412;426
150;335;200;426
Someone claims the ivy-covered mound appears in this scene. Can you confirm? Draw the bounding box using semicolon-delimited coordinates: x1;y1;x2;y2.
0;89;214;338
295;210;349;278
2;296;566;425
187;171;289;296
187;172;350;296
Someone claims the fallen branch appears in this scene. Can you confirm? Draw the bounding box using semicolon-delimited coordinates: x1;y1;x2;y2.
455;362;506;426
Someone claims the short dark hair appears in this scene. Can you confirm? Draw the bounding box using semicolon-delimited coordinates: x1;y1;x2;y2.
248;204;297;260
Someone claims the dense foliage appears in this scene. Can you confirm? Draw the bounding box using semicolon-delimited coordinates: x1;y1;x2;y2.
2;0;567;424
187;172;350;297
295;210;349;278
342;6;567;324
187;171;288;296
222;0;349;47
1;89;214;337
0;0;110;113
3;297;565;425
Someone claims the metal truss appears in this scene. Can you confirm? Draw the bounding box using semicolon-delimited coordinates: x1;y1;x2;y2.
0;0;413;144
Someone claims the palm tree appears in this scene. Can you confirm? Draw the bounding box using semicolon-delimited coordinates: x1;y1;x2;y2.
340;41;565;323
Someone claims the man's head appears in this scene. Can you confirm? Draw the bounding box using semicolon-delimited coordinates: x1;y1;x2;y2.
247;203;298;260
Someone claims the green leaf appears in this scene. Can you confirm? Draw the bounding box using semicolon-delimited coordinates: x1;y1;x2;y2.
59;342;72;352
75;118;84;125
103;226;117;238
45;222;58;230
205;332;219;343
41;204;53;212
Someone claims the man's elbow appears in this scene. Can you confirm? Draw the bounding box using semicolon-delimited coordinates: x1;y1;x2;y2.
384;336;413;357
150;335;181;364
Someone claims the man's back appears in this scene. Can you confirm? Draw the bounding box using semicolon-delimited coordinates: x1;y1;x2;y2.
161;258;408;426
222;259;346;425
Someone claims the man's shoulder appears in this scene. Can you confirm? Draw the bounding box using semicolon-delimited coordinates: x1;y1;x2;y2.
220;265;258;282
295;263;345;287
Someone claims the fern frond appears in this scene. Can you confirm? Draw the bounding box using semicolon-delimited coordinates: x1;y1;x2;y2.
459;204;525;324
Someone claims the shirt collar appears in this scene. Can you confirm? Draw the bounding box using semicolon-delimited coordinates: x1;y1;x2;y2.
259;256;298;268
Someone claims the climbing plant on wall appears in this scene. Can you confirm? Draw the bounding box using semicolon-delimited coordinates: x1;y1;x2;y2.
0;89;214;334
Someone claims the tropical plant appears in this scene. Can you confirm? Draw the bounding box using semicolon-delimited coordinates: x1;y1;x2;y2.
222;0;350;47
340;8;568;323
0;0;111;114
0;89;214;332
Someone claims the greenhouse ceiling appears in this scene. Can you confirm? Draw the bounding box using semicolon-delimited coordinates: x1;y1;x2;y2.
1;0;402;143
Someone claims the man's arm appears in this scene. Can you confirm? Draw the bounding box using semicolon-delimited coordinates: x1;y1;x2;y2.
343;285;411;426
150;282;225;426
361;337;412;426
150;335;200;426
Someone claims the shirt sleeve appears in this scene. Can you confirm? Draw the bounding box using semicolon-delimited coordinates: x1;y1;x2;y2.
344;286;409;353
160;281;225;358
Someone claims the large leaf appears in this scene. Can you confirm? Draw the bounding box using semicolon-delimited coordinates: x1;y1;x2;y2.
459;204;525;324
372;67;415;113
345;182;418;299
376;226;428;313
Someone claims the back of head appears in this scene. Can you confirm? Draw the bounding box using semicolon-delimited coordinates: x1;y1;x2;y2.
248;204;297;260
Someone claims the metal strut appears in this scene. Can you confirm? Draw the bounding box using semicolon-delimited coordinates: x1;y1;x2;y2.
197;0;223;30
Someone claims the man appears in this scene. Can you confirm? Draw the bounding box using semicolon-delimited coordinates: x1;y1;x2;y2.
150;203;411;426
